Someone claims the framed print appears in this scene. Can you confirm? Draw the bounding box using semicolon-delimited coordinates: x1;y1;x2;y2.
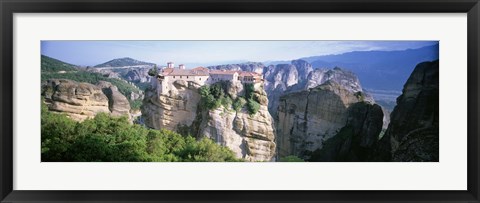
1;0;479;202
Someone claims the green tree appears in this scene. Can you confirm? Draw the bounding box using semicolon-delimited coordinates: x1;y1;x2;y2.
246;98;260;115
41;102;241;162
232;97;246;112
279;155;305;162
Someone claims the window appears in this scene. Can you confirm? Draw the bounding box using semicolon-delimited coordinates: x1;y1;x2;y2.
199;78;202;80
180;76;182;79
173;76;175;78
187;76;189;79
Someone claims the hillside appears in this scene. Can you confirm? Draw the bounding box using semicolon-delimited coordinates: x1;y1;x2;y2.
41;56;143;110
41;55;78;72
94;57;156;67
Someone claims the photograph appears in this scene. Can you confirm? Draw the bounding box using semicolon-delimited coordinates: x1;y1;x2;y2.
40;40;439;162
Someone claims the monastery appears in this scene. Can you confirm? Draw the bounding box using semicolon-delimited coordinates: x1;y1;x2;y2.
154;62;263;94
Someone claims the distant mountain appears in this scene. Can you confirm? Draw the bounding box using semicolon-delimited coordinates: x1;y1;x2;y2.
41;55;78;72
94;57;156;68
300;44;439;91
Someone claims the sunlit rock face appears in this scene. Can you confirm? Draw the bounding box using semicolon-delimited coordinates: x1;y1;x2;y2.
276;79;374;159
42;79;131;121
142;77;276;161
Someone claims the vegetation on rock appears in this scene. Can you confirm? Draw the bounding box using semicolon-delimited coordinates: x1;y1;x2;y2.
199;82;261;115
41;102;240;162
41;55;78;72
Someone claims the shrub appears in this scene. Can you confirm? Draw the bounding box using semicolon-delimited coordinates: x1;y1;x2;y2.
246;98;260;115
232;97;247;112
220;96;233;109
147;66;158;76
279;155;305;162
130;99;143;110
41;101;241;162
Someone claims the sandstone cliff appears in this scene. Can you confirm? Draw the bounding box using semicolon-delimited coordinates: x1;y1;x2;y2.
275;67;383;160
42;79;131;121
376;60;439;161
141;80;202;131
97;81;132;119
142;78;276;161
196;82;276;161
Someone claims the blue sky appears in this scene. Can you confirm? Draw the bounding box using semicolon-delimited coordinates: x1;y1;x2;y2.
41;41;438;67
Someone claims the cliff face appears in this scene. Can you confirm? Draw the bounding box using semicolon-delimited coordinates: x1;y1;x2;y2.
308;102;384;161
142;78;276;161
377;60;439;161
141;80;202;131
276;77;376;159
263;61;374;118
42;79;131;121
264;63;302;115
275;65;385;161
97;81;132;119
124;67;152;83
198;102;275;161
207;62;265;75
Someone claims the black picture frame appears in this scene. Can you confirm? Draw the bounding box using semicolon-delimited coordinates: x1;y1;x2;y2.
1;0;479;202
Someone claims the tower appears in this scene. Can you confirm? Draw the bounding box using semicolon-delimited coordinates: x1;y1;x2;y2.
167;62;174;69
179;64;186;70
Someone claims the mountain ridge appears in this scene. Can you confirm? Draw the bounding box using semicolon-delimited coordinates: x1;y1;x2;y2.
94;57;156;68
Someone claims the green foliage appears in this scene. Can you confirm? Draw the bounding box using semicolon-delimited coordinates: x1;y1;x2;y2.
199;85;223;110
279;155;305;162
232;97;246;112
41;55;142;109
42;71;141;103
244;83;255;100
41;102;241;162
94;57;155;68
179;137;239;162
41;102;77;161
147;66;158;76
199;82;260;115
130;99;143;111
244;83;261;115
246;98;260;115
220;96;233;109
41;55;77;72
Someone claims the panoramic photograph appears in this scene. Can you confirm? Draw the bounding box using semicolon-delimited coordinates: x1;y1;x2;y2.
40;40;439;162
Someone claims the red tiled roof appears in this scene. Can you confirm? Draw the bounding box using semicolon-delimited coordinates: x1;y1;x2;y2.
162;67;260;78
192;67;209;71
163;68;209;76
162;68;174;75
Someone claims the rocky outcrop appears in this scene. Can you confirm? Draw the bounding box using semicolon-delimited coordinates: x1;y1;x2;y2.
263;63;302;115
97;81;131;119
42;79;131;121
196;82;275;161
141;80;202;131
207;62;265;75
142;78;276;161
263;61;374;117
124;67;151;83
276;79;374;159
308;102;384;161
275;65;382;160
376;60;439;162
